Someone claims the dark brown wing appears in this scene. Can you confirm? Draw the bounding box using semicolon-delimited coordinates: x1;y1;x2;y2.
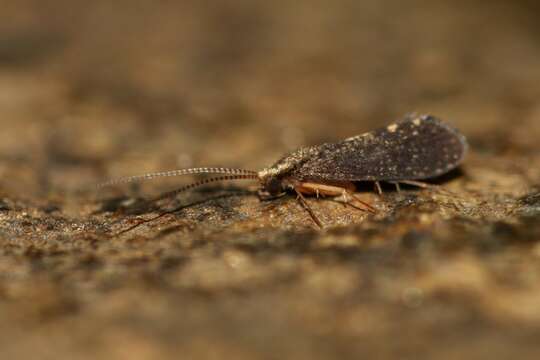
289;115;467;182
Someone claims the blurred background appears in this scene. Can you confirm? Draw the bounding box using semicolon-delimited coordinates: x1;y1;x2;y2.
2;1;540;359
1;0;540;198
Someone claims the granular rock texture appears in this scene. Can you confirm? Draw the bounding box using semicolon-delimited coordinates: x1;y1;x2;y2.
1;1;540;359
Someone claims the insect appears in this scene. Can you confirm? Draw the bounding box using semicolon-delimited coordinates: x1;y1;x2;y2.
100;114;467;228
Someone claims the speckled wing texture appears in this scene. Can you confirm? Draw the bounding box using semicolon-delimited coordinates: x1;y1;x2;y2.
291;114;468;182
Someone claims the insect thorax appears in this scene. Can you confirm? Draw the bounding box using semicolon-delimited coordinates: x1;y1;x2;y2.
257;146;318;197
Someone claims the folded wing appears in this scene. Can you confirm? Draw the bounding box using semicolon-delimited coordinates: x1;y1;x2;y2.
291;115;467;182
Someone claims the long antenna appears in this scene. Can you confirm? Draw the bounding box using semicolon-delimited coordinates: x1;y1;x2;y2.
149;174;259;203
97;167;258;188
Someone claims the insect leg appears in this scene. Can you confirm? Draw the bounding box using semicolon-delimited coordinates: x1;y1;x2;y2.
341;190;349;206
396;180;454;196
295;182;375;214
397;180;431;189
345;190;377;214
389;182;401;192
374;181;383;195
294;188;323;228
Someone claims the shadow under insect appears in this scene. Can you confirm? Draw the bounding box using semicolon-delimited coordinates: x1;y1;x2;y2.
354;167;464;193
99;187;253;236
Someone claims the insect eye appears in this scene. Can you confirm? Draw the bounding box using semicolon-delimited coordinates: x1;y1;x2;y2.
266;177;283;196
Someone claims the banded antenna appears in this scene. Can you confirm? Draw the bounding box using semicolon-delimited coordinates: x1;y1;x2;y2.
97;167;259;189
149;174;259;202
104;171;260;236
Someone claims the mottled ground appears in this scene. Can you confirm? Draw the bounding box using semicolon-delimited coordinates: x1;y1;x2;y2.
1;1;540;359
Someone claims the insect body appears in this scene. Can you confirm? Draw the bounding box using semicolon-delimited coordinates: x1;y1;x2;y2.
100;114;467;228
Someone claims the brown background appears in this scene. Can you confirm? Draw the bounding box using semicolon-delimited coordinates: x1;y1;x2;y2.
1;1;540;359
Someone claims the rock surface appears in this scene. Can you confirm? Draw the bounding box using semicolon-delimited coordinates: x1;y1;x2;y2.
1;1;540;359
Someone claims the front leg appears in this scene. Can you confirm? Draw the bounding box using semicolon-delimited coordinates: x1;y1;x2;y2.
257;189;288;201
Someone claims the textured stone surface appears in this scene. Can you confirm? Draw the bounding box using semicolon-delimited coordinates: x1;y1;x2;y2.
1;1;540;359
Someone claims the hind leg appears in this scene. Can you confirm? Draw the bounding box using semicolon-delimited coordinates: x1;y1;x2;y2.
390;180;454;196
